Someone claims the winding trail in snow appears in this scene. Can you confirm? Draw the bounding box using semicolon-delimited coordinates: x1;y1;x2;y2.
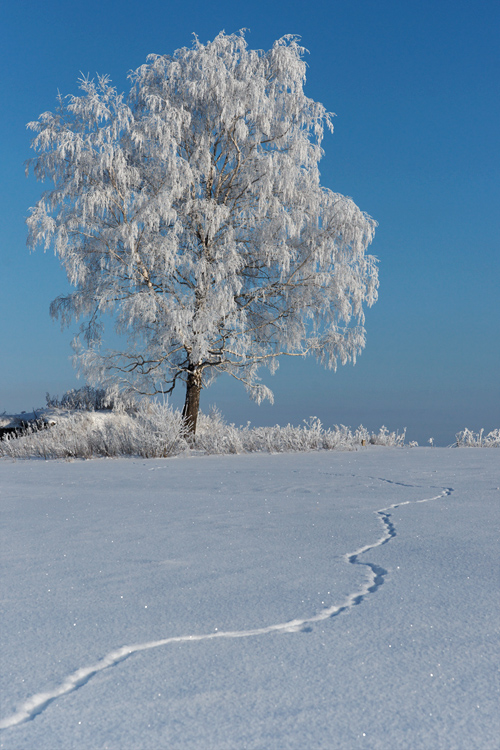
0;484;453;730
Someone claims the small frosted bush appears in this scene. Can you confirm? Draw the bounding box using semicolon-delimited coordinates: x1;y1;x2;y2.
0;402;189;459
46;386;138;412
455;428;500;447
367;425;406;447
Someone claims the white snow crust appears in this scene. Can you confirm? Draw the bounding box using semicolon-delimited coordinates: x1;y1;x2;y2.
0;448;498;749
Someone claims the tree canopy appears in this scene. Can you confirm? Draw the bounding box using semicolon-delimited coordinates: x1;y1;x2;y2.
27;31;379;433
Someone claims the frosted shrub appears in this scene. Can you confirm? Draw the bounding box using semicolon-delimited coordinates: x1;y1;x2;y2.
0;405;409;459
0;403;189;459
46;386;138;412
46;386;109;411
194;409;245;454
455;428;500;447
368;426;406;447
194;415;364;454
243;420;354;453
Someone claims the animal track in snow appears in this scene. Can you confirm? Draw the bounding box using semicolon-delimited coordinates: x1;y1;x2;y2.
0;485;453;730
336;486;454;617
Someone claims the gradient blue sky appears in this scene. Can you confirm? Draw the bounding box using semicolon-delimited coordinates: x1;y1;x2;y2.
1;0;498;445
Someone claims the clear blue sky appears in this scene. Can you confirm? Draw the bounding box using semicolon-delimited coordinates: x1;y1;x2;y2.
1;0;498;445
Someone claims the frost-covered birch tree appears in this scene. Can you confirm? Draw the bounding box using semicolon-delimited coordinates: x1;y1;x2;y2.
27;31;378;434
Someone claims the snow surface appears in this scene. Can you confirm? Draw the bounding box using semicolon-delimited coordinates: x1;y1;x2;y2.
0;448;498;749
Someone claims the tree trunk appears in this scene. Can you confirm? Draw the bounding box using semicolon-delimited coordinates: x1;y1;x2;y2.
182;367;202;436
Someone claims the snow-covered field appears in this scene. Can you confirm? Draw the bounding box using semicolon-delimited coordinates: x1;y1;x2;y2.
0;448;498;749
